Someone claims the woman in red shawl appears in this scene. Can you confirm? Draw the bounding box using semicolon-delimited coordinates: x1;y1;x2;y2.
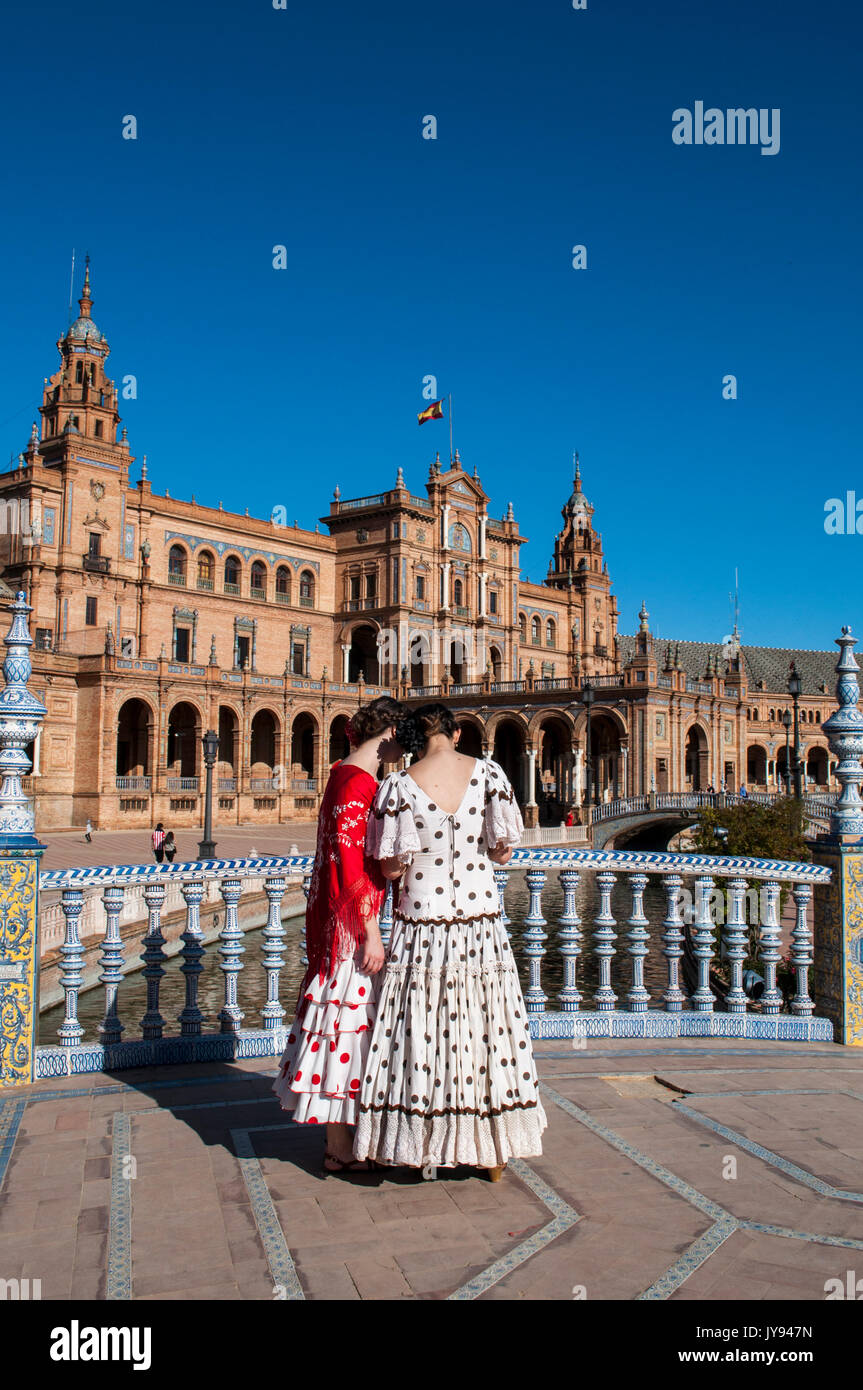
273;696;404;1172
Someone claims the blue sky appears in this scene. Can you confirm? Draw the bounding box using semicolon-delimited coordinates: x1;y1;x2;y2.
1;0;860;652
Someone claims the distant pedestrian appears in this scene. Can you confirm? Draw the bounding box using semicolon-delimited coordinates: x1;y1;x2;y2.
85;819;93;843
164;830;177;863
152;822;166;863
739;782;748;800
565;809;575;828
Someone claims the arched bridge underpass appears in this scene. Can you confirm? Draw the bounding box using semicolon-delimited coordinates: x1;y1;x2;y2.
589;792;835;850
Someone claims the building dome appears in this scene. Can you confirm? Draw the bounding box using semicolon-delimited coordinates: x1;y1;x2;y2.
68;315;102;343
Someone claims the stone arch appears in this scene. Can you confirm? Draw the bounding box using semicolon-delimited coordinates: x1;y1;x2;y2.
329;713;351;764
347;623;380;684
290;710;319;781
488;714;528;801
217;704;240;775
167;700;201;777
684;721;710;792
746;743;768;786
533;712;576;821
455;712;485;759
116;697;154;777
807;744;829;786
250;707;281;772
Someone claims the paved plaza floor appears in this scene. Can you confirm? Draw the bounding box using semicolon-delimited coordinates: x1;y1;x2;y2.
2;1036;862;1301
39;824;319;872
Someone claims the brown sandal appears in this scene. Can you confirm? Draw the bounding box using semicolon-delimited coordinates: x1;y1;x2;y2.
322;1152;372;1174
485;1165;506;1183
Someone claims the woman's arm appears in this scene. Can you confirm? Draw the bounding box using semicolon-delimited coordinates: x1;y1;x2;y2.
379;856;406;880
487;844;513;866
360;918;385;973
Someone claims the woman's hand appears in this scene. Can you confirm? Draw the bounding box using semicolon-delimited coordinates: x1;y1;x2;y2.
360;923;386;975
380;856;406;881
487;842;513;866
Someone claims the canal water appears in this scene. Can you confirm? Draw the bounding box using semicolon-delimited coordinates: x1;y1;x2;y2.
38;874;703;1045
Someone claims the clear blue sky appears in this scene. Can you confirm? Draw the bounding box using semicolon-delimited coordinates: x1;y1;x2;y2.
1;0;860;651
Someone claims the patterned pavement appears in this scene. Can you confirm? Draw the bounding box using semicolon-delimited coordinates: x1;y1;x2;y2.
2;1036;862;1300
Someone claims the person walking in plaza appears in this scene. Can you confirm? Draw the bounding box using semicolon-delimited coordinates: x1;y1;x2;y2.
84;819;93;843
273;695;405;1173
151;823;166;863
355;703;547;1180
163;830;177;863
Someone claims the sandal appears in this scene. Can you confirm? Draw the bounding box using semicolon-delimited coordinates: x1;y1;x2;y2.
322;1151;372;1173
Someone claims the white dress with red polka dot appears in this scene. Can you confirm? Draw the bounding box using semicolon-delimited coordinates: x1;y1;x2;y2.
355;757;547;1168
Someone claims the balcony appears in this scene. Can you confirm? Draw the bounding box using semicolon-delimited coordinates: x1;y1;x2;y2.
454;605;470;618
196;577;214;592
167;571;187;587
224;582;241;596
217;777;237;792
116;777;151;792
83;555;110;574
250;586;266;602
593;644;608;658
250;776;281;792
166;777;199;792
275;591;291;606
299;596;314;609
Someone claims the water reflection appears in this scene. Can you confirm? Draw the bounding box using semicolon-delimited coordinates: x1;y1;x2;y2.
39;871;680;1043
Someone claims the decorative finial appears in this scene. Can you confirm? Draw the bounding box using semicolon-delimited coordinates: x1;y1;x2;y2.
396;467;405;488
334;485;341;501
209;634;217;665
284;659;291;678
141;455;148;481
454;448;461;467
638;600;649;633
574;451;581;489
120;425;128;443
823;628;863;839
506;501;515;521
29;421;39;448
0;591;47;838
159;642;166;659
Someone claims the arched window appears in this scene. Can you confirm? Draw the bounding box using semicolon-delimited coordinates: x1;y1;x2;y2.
75;361;83;384
276;566;291;604
546;620;556;648
168;545;187;585
224;555;241;592
197;551;214;589
453;578;463;606
250;560;267;597
518;613;527;642
299;570;315;607
531;617;540;645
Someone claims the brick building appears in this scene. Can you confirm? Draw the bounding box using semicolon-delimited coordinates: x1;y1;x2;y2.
0;268;840;830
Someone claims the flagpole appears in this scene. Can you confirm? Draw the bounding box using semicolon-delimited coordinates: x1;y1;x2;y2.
448;393;453;465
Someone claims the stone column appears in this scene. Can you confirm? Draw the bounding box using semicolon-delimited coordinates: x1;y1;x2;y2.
523;746;538;827
342;643;350;682
0;592;47;1086
573;747;583;807
813;628;863;1044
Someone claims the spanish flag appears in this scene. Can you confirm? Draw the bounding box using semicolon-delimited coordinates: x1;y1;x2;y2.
417;399;444;425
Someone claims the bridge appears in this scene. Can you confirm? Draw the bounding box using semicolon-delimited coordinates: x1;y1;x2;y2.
587;790;836;849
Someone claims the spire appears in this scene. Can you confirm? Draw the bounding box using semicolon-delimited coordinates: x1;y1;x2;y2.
78;255;92;319
573;450;581;492
638;600;649;633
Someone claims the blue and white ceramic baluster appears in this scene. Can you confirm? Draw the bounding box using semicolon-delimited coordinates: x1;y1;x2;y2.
723;877;749;1014
140;881;167;1039
178;879;205;1036
593;871;618;1012
494;867;510;928
789;882;814;1016
261;875;287;1030
557;867;582;1012
758;880;782;1014
57;886;85;1047
98;884;125;1045
625;873;650;1013
300;868;312;970
523;867;548;1013
218;877;245;1033
823;626;863;837
660;873;685;1012
690;874;716;1012
379;882;394;951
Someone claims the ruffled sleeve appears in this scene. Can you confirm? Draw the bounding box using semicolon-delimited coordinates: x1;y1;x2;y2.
483;758;524;850
365;772;421;867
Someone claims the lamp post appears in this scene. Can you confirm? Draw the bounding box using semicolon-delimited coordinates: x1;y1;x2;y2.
198;729;219;859
583;678;595;808
782;709;792;797
788;661;803;800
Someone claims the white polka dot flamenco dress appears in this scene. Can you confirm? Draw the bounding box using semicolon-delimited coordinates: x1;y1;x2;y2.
354;758;547;1168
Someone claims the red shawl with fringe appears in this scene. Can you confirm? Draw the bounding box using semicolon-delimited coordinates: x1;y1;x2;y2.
300;762;385;1003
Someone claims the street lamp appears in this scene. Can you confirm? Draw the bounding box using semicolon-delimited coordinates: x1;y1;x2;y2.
788;661;803;800
781;709;792;797
198;729;219;859
582;678;596;808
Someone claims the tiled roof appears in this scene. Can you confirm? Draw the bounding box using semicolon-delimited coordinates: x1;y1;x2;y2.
618;635;838;697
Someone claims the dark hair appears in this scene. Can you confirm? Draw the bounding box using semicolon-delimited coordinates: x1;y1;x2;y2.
349;695;405;745
396;702;457;756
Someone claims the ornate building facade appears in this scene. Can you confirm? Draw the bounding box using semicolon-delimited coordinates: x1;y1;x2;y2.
0;270;840;830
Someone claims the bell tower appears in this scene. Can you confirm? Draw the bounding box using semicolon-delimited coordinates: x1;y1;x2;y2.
544;454;618;673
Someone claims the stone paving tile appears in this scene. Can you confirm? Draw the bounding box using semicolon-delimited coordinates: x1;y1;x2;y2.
344;1255;415;1299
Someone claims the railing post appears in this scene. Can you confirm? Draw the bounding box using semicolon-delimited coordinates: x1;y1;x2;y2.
593;871;618;1011
494;867;510;927
625;873;650;1012
523;867;548;1012
57;887;85;1047
300;868;312;968
98;884;126;1045
690;874;716;1012
557;867;582;1011
723;877;749;1014
758;881;783;1014
0;591;47;1084
178;879;206;1036
261;875;287;1030
218;877;245;1033
789;882;814;1017
379;882;393;951
660;873;685;1012
140;881;167;1039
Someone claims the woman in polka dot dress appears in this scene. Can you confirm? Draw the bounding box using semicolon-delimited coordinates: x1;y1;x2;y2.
355;704;547;1178
273;696;404;1173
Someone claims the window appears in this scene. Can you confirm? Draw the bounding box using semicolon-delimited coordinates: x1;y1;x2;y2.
224;555;241;591
276;566;291;600
531;617;540;645
291;641;306;675
85;596;97;626
88;532;101;558
75;361;83;384
365;572;376;598
251;560;266;595
519;613;527;642
197;551;214;588
168;544;187;578
236;635;250;669
416;575;426;601
546;620;556;648
350;575;360;601
489;589;498;615
453;579;463;606
175;628;190;662
299;570;314;606
35;628;52;651
94;420;103;438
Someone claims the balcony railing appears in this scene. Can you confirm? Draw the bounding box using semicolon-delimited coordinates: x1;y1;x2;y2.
83;555;110;574
275;591;291;605
291;778;317;793
167;570;187;586
33;843;834;1078
224;581;241;596
166;777;199;791
299;595;314;608
217;777;237;792
116;776;151;791
250;776;281;791
250;587;266;601
196;577;214;591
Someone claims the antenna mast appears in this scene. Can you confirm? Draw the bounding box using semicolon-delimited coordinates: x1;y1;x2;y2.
67;249;76;326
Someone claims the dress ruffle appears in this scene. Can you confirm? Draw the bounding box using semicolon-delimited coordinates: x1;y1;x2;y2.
273;949;381;1125
366;774;422;867
483;759;525;851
